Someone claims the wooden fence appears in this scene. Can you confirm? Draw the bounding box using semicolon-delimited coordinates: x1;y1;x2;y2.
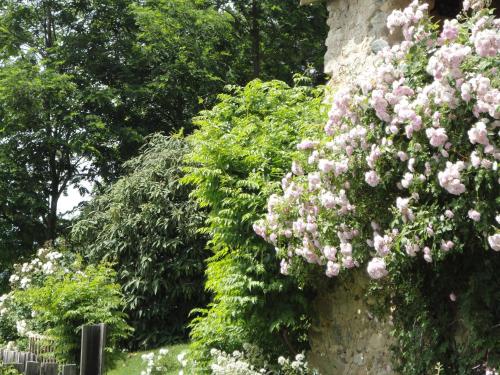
0;324;106;375
28;333;57;363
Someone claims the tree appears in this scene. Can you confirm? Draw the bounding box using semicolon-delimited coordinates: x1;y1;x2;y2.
0;0;328;270
72;135;207;348
0;60;111;271
0;0;118;269
213;0;328;83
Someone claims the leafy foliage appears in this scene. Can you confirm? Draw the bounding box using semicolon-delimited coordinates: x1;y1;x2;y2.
0;243;131;367
0;364;20;375
182;79;326;372
212;0;328;83
0;57;112;265
14;263;131;367
72;135;207;349
0;0;327;271
0;0;118;267
382;250;500;374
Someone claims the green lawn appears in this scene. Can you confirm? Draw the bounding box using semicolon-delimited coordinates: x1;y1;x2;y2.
108;343;190;375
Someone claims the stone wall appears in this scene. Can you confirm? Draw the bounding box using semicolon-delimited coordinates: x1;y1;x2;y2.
324;0;416;86
307;1;415;373
308;271;396;375
307;1;492;374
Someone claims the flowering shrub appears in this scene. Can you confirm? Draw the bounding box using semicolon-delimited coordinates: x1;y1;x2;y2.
210;346;318;375
140;348;188;375
7;246;72;291
0;243;131;366
138;345;318;375
0;245;75;343
254;0;499;282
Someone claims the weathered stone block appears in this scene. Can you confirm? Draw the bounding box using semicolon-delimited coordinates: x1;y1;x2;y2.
308;270;395;375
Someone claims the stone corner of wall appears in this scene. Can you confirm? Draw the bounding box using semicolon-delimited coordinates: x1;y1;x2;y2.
308;270;397;375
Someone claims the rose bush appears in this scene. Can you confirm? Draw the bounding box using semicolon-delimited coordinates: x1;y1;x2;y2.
254;0;499;282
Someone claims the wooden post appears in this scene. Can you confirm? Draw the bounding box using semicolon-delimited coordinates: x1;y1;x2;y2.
41;362;58;375
79;324;106;375
25;361;41;375
17;352;28;367
4;350;16;363
62;364;77;375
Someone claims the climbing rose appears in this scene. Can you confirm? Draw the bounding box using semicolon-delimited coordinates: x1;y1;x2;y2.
255;1;499;282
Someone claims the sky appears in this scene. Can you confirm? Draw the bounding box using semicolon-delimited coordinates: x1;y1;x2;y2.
57;181;93;218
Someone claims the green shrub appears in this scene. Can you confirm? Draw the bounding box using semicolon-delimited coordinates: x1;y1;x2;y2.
381;251;500;374
182;78;326;372
12;262;131;367
0;364;21;375
72;134;207;348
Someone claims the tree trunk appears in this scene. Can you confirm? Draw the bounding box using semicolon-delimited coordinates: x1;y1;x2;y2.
251;0;261;78
43;0;60;243
46;155;60;242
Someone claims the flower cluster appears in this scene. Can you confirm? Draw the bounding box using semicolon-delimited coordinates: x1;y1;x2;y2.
254;1;499;281
210;347;317;375
140;349;189;375
210;349;266;375
8;247;67;290
0;245;76;339
277;353;318;375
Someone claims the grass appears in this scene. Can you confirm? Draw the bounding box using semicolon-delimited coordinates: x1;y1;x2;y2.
107;343;190;375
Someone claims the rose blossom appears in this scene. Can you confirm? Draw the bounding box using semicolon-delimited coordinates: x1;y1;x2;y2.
438;162;466;195
440;19;459;42
445;209;454;219
468;121;489;145
488;233;500;251
326;261;341;277
441;240;455;252
423;247;432;262
468;209;481;222
318;159;335;173
473;29;500;57
365;170;381;187
297;139;318;150
280;259;290;275
367;257;388;279
323;246;337;261
426;127;448;147
374;234;392;256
